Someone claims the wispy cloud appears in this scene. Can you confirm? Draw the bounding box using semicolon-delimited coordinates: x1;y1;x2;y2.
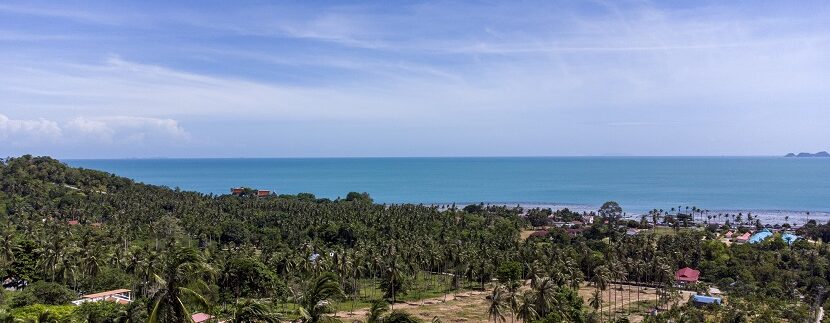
0;1;828;157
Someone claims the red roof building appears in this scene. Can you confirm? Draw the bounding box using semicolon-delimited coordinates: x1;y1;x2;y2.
256;190;270;197
231;188;244;196
191;313;214;323
675;267;700;284
734;232;751;243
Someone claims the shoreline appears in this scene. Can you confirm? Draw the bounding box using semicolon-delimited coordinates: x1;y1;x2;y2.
433;202;830;226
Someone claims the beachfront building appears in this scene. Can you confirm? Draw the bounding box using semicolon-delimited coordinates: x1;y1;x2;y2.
734;232;751;244
72;289;132;305
257;190;270;197
782;232;799;245
675;267;700;286
692;294;722;305
749;229;773;244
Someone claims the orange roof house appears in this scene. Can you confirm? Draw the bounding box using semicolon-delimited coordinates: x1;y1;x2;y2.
257;190;270;197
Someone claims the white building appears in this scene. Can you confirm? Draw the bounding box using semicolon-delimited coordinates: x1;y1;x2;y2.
72;289;133;306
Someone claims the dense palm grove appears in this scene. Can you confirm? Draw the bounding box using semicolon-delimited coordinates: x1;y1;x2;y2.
1;155;830;322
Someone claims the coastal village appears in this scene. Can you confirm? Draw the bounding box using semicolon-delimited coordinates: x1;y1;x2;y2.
520;206;806;314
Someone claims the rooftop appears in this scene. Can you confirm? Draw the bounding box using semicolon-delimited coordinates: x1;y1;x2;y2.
82;289;131;299
191;313;213;323
675;267;700;282
693;294;722;304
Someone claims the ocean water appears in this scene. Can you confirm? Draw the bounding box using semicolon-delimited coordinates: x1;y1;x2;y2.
64;157;830;223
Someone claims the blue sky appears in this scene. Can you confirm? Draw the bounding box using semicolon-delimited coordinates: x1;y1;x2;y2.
1;0;828;158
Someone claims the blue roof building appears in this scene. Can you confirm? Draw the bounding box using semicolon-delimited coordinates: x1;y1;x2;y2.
749;229;773;244
693;294;722;305
781;233;799;245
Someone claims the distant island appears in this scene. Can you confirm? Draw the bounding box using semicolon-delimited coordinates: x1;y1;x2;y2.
785;151;830;157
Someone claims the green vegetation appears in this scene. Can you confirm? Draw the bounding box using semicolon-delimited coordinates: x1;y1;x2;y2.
0;155;828;322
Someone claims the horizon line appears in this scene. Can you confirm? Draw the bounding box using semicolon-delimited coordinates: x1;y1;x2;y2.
52;154;798;160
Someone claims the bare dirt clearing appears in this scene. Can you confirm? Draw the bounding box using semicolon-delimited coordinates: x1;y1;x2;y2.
333;282;692;322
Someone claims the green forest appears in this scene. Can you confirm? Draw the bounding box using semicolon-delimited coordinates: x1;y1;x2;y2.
1;155;830;322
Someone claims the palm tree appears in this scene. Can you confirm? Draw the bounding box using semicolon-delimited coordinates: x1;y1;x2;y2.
487;285;509;323
588;289;602;322
363;301;420;323
298;273;345;323
592;266;610;321
532;276;558;317
0;227;16;267
148;245;214;323
230;299;280;322
382;311;421;323
515;291;538;322
367;301;390;323
21;310;59;323
113;302;144;323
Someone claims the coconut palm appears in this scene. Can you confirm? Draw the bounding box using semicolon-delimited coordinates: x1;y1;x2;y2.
0;227;16;267
367;301;390;323
592;265;610;320
487;285;509;323
382;311;421;323
147;245;214;323
515;291;538;322
297;273;345;323
532;276;558;317
589;288;602;315
230;298;280;323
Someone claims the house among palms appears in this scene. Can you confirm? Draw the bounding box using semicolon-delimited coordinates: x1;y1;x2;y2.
674;267;700;286
734;232;752;243
71;289;132;305
191;313;215;323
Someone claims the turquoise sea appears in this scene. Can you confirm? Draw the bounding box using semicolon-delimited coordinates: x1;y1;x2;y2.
64;157;830;223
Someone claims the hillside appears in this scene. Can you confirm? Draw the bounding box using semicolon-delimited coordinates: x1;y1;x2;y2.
0;155;827;322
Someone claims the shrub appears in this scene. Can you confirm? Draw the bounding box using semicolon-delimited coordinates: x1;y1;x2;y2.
9;281;76;307
74;301;126;322
27;281;76;305
10;304;76;321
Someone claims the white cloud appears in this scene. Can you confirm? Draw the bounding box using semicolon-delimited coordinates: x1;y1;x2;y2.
0;114;62;144
65;116;189;142
0;113;189;147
